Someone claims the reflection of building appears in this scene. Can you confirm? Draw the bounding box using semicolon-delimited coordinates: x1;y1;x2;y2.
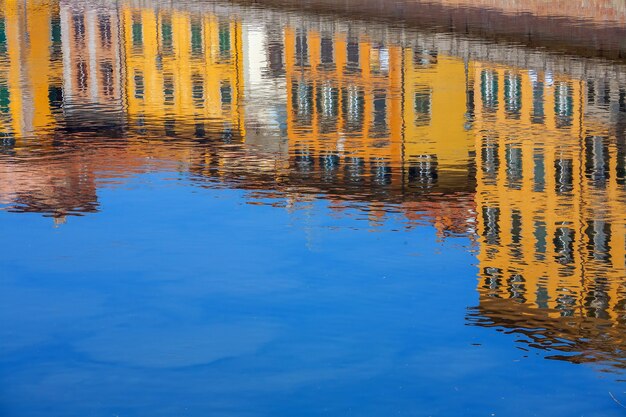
283;22;475;197
123;6;245;140
241;20;289;153
0;0;63;140
60;0;125;131
470;62;626;368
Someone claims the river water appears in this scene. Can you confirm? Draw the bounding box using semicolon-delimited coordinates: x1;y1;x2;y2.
1;0;626;415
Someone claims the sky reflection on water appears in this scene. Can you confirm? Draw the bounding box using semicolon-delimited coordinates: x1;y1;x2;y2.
1;0;626;415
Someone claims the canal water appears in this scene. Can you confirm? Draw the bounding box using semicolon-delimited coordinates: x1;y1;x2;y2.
1;0;626;415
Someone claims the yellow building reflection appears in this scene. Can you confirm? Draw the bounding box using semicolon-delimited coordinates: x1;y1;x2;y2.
471;62;626;367
0;0;62;140
122;6;245;139
283;24;475;194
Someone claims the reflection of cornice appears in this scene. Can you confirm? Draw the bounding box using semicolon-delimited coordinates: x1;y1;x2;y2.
221;0;626;82
237;0;626;58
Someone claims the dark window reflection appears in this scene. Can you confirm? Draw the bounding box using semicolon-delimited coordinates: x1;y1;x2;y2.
317;84;338;133
294;147;313;172
101;61;114;96
482;206;500;245
510;210;523;259
536;283;549;309
266;35;284;77
556;289;576;317
618;137;626;185
165;118;176;137
585;136;609;188
531;74;544;124
161;16;173;54
414;87;431;127
220;81;232;107
76;60;87;92
0;18;6;55
586;220;611;262
163;75;174;105
191;20;203;57
555;158;573;194
533;148;545;192
507;273;526;302
408;154;438;188
344;156;364;182
48;86;63;110
481;70;498;112
192;75;203;108
219;21;231;59
413;47;437;68
320;152;340;182
371;90;387;137
534;220;547;260
481;137;499;185
600;80;611;107
511;210;522;244
505;144;522;189
73;13;85;44
554;226;575;264
132;13;142;48
370;158;392;185
295;30;308;67
555;82;573;128
504;72;521;118
320;37;334;66
195;121;205;138
342;85;364;133
0;82;10;114
50;17;62;57
584;277;610;319
134;71;144;100
587;79;595;105
291;80;313;126
346;40;359;72
482;267;503;293
98;14;112;48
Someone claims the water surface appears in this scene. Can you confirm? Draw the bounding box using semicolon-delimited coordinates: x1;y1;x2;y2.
1;0;626;415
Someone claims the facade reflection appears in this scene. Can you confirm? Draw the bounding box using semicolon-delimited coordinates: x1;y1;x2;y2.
471;62;626;370
1;0;626;370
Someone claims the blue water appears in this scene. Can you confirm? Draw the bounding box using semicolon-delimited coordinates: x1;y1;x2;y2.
3;0;626;414
0;172;622;416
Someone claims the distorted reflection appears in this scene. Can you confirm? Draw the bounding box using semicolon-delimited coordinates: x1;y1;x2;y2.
2;0;626;376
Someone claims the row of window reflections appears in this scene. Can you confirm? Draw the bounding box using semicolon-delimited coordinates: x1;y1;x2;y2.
481;136;626;190
66;12;233;59
482;206;617;265
133;71;232;108
73;60;115;96
293;152;438;186
481;267;616;319
293;31;437;72
130;14;232;60
133;115;235;140
291;81;431;133
71;13;113;48
480;70;575;126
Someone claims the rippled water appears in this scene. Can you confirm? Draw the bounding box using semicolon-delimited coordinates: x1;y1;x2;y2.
1;0;626;415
